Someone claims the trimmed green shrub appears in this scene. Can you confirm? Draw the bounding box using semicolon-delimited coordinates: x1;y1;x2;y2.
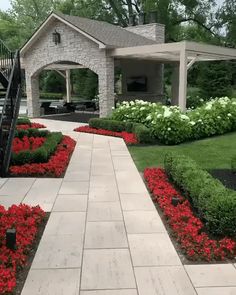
11;132;63;165
15;128;49;139
17;117;31;125
133;124;154;143
89;118;154;143
232;156;236;173
89;118;127;132
164;152;236;236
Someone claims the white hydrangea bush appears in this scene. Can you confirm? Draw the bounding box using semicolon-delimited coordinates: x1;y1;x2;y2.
111;97;236;145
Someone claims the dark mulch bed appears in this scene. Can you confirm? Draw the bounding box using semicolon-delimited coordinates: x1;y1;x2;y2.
208;169;236;191
41;112;99;123
12;213;50;295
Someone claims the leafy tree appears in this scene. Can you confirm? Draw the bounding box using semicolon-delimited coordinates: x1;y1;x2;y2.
40;71;66;93
218;0;236;46
197;61;233;98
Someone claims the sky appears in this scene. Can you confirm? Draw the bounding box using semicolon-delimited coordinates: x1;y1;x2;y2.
0;0;226;11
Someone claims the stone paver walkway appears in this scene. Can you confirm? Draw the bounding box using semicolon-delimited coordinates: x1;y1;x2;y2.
0;119;236;294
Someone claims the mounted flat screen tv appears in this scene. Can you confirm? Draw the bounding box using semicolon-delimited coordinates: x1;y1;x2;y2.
127;76;147;92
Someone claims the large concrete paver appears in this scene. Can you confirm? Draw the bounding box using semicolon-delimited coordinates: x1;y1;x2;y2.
52;194;88;212
196;287;236;295
120;193;156;211
59;181;89;194
87;201;123;221
0;178;8;188
135;266;197;295
128;233;181;266
0;178;35;198
185;264;236;287
124;210;166;233
21;268;80;295
81;249;136;290
84;221;128;249
43;212;86;236
23;178;62;211
32;233;83;269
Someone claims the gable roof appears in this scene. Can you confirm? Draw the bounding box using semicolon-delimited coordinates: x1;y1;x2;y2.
21;12;156;54
56;12;156;48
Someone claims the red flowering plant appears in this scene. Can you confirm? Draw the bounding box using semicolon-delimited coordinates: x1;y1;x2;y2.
74;126;138;145
144;167;236;261
16;123;46;130
10;136;76;177
12;136;46;153
0;204;45;294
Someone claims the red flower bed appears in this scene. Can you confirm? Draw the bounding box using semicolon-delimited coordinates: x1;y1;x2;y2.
16;123;46;130
10;136;76;177
144;167;236;261
74;126;138;145
12;136;46;153
0;204;45;294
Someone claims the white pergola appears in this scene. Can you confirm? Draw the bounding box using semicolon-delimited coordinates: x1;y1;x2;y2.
110;41;236;110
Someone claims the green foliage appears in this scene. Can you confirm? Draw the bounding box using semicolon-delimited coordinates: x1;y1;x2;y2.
112;98;236;144
73;69;98;99
14;128;49;139
11;132;63;165
40;71;66;94
89;118;127;132
17;117;31;125
133;124;154;143
232;155;236;173
164;152;236;236
89;118;153;143
198;62;233;98
189;97;236;139
151;111;192;145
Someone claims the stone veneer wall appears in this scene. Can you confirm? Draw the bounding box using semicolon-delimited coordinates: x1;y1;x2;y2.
22;19;114;118
125;23;165;43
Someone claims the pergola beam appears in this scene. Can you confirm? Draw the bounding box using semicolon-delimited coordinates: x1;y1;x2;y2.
187;56;199;70
55;69;66;79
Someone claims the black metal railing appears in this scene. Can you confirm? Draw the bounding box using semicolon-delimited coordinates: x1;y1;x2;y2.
0;40;14;83
0;42;22;177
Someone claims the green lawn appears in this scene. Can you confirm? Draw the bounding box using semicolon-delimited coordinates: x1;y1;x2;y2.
129;132;236;171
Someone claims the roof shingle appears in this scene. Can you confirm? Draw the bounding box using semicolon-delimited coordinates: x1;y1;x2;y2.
55;12;157;48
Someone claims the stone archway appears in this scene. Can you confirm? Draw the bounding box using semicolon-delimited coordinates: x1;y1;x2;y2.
21;18;114;118
25;57;114;118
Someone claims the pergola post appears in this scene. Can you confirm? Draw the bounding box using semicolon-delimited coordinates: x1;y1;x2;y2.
66;69;71;103
171;63;180;106
178;48;188;111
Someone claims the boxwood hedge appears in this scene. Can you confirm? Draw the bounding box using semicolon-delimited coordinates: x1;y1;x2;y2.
11;132;63;165
88;118;154;143
164;152;236;237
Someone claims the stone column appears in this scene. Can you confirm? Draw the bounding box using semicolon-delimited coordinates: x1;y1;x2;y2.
25;72;40;118
171;63;180;106
98;56;115;117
